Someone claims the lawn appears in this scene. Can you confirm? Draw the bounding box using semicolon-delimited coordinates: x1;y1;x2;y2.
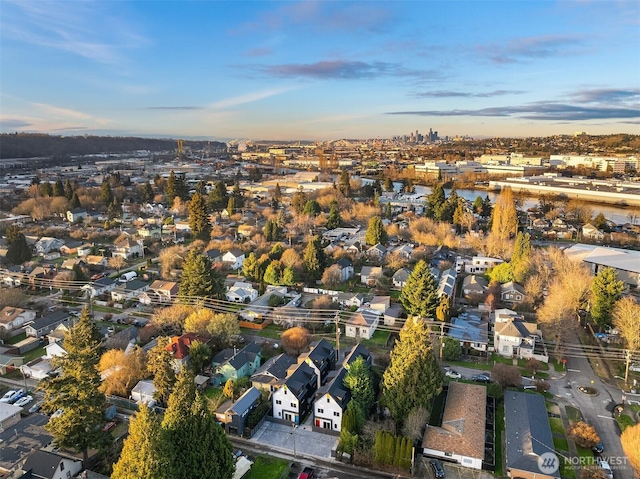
203;387;223;400
361;330;390;347
559;455;576;479
577;446;593;461
447;359;493;371
565;406;583;423
5;332;26;344
615;414;634;433
553;437;569;451
23;345;46;362
245;455;290;479
546;401;560;414
240;324;283;341
549;418;565;435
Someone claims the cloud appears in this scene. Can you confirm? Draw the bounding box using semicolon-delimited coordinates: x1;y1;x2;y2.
387;103;640;121
244;47;273;58
257;60;401;80
477;35;585;64
0;118;33;130
209;87;296;109
146;106;204;111
31;102;91;120
415;89;526;98
570;88;640;104
1;1;147;64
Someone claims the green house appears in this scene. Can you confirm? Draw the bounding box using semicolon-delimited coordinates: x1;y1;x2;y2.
212;342;262;386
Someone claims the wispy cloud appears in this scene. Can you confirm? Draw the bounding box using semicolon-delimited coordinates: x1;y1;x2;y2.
0;118;33;130
244;47;273;58
415;90;526;98
209;87;297;109
1;1;147;64
31;102;91;120
146;106;204;111
570;88;640;104
477;35;585;64
387;103;640;121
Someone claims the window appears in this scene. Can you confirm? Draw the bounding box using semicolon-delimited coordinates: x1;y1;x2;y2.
317;408;324;414
333;411;340;417
291;403;295;408
326;397;330;403
334;423;338;429
284;389;287;394
276;400;281;405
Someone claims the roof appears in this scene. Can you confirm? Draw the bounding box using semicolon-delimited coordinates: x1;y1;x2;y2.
166;333;208;359
116;279;149;292
214;342;261;370
22;450;80;479
449;314;489;344
251;353;296;383
422;382;486;461
0;306;27;325
226;248;244;258
284;361;317;398
504;391;560;478
0;402;22;423
308;338;335;364
149;280;178;292
392;268;411;281
360;266;382;277
342;343;372;367
347;309;379;327
462;275;488;290
94;277;116;287
502;281;525;294
226;386;261;416
132;379;156;397
27;311;69;331
323;367;350;408
495;319;537;339
336;257;353;268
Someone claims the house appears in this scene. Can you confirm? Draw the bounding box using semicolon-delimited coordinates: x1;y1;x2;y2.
35;237;65;256
392;244;414;259
148;280;179;302
270;305;309;329
28;266;56;287
0;402;22;430
464;256;504;274
313;367;349;433
138;224;162;239
462;275;488;297
112;238;143;260
369;296;390;312
66;207;88;222
77;244;93;257
0;306;36;331
500;281;526;303
448;313;489;353
422;382;486;470
85;255;108;269
392;268;411;289
82;276;117;298
110;279;150;302
60;257;86;270
582;223;604;241
298;339;336;389
383;304;403;327
504;391;560;479
131;379;157;405
437;268;457;298
272;361;318;425
345;309;381;340
223;386;262;436
166;333;208;372
360;266;383;286
223;249;246;270
342;343;372;368
494;314;545;361
212;342;262;385
251;353;296;392
564;243;640;288
335;257;354;282
366;243;387;259
334;292;365;308
226;281;259;303
206;248;223;263
18;449;83;479
25;311;71;338
104;326;139;350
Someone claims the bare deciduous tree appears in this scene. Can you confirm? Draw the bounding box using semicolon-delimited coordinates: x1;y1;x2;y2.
402;406;430;442
281;326;311;356
612;296;640;383
491;363;521;389
321;264;342;287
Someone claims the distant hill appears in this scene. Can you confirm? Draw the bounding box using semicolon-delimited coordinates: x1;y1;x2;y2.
0;133;227;159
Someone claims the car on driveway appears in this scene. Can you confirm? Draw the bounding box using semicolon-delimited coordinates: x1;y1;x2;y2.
14;395;33;408
592;442;604;454
429;459;445;478
0;390;18;403
445;370;462;379
7;389;25;404
472;374;491;383
29;401;43;414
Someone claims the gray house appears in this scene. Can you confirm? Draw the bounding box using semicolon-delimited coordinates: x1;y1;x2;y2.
223;386;262;436
25;311;71;338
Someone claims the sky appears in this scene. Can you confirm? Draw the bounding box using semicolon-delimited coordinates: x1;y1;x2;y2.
1;0;639;141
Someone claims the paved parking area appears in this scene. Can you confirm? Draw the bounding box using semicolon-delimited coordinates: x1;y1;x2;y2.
421;457;494;479
0;413;52;470
249;420;338;459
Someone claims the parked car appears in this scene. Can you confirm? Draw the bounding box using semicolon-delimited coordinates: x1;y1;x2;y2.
50;408;64;419
592;442;604;454
28;401;43;414
472;374;491;383
0;390;18;403
7;389;25;404
430;459;445;478
14;395;33;408
596;457;613;479
298;467;315;479
445;370;462;379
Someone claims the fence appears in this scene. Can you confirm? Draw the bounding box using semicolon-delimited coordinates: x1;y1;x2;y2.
303;287;339;296
239;318;273;330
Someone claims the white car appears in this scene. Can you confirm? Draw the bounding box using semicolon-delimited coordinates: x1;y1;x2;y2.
445;370;462;379
0;390;18;403
597;458;614;479
50;408;64;419
14;395;33;408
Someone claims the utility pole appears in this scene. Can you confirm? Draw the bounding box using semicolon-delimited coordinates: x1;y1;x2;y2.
335;311;341;361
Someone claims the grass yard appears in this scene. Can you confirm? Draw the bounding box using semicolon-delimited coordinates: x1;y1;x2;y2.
615;414;634;433
546;401;560;414
577;446;593;461
559;456;576;479
448;359;493;371
245;455;290;479
565;405;583;423
5;332;26;344
23;345;46;362
549;417;565;435
361;330;390;347
553;437;569;451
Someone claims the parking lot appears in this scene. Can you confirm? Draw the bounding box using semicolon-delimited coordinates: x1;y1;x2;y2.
249;420;339;459
420;457;495;479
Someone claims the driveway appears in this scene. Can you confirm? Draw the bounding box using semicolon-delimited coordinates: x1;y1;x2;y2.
249;420;338;459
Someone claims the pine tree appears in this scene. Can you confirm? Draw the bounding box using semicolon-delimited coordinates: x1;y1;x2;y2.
365;215;388;245
473;195;484;214
64;178;74;200
226;196;236;216
399;260;440;318
263;260;282;285
385;202;392;219
6;225;32;265
140;182;154;203
112;405;162;479
384;177;394;192
302;200;321;217
303;236;326;281
147;337;176;407
343;356;375;415
591;267;625;329
281;266;297;286
43;308;111;461
165;171;178;206
188;192;211;241
243;252;260;281
291;191;308;214
382;317;444;427
40;181;53;197
179;249;224;299
232;183;244;208
339;170;351;197
326;203;342;229
53;179;65;197
70;192;81;209
208;181;228;211
426;183;446;219
101;180;114;205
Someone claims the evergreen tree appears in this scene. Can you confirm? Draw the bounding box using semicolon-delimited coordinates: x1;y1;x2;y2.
111;405;162;479
263;260;283;285
232;183;244;209
64;178;74;200
161;370;235;479
290;191;308;214
69;191;81;210
385;202;392;219
281;266;297;286
165;171;178;206
399;260;439;318
426;183;446;219
384;177;394;192
140;182;154;204
107;199;122;220
339;170;351;197
343;356;375;415
263;219;282;242
53;179;65;197
101;180;114;205
326;203;342;229
188;192;211;241
40;181;53;197
511;232;532;282
5;225;32;265
439;188;459;222
208;181;228;211
179;249;224;299
72;263;88;282
43;308;111;461
453;199;466;230
303;235;326;281
591;267;625;329
365;215;388;245
147;337;176;407
243;252;260;281
382;317;443;427
273;183;282;203
302;199;321;217
473;195;484;214
481;195;492;217
226;196;236;216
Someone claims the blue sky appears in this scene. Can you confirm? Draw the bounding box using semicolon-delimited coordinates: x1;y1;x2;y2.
1;0;639;141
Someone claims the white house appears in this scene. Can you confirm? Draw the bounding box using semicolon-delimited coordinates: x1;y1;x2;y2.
131;379;157;405
223;249;246;270
272;361;318;425
582;223;605;241
82;276;117;298
226;281;258;303
360;266;383;285
392;268;411;289
111;280;150;302
21;450;83;479
345;309;380;340
35;237;65;256
464;256;504;274
0;306;36;331
422;382;486;470
392;244;414;259
494;315;546;362
112;238;143;260
314;367;349;433
335;257;354;282
66;207;88;223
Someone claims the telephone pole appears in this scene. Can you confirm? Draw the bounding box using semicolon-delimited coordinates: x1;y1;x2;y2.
335;311;341;361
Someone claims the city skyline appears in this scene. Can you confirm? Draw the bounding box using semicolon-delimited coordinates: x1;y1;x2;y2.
1;0;639;141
